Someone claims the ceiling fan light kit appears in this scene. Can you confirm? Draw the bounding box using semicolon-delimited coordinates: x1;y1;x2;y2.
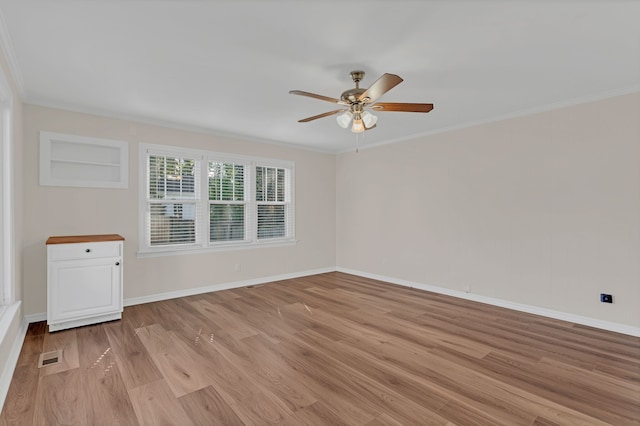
290;70;433;136
351;115;365;133
361;111;378;128
336;111;353;128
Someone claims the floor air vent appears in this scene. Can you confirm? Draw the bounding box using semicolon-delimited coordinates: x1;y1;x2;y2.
38;349;63;368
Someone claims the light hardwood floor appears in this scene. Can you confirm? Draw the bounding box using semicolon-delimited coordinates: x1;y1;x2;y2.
1;272;639;425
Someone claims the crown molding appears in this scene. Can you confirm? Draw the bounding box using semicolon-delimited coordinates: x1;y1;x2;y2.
23;99;337;155
336;86;640;154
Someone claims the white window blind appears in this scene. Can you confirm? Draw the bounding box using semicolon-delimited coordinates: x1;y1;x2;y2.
147;154;200;247
256;166;291;240
209;161;246;242
139;144;295;255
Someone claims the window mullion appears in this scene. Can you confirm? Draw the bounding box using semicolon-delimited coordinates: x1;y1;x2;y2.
263;166;267;202
162;157;167;196
232;166;236;201
201;156;209;248
247;163;255;243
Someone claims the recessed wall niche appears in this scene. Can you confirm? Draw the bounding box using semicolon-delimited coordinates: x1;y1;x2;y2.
39;131;128;188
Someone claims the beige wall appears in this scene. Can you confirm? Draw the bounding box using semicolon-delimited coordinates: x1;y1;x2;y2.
14;84;640;330
337;93;640;328
22;105;336;315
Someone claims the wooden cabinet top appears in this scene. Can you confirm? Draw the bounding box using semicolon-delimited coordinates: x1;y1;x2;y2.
46;234;125;245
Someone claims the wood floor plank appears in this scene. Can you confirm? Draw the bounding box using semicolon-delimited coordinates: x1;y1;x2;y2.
103;317;163;390
119;302;157;329
14;335;44;368
428;347;622;425
594;356;640;384
278;302;353;341
276;331;454;425
178;385;245;426
32;369;87;425
212;333;318;413
363;307;495;358
364;413;408;426
38;328;79;376
25;322;47;337
159;296;219;333
147;319;296;424
167;319;316;416
75;324;140;425
2;272;639;425
128;379;194;426
531;416;564;426
0;334;44;426
281;401;350;426
189;299;260;340
248;337;378;424
173;330;296;424
213;300;294;347
436;399;518;426
295;328;454;420
135;323;214;398
227;393;291;425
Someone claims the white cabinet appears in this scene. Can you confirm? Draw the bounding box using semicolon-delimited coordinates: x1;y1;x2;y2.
47;234;124;332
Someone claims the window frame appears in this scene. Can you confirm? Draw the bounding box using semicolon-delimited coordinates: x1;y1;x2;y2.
208;159;250;245
0;64;14;308
255;165;291;241
138;143;295;257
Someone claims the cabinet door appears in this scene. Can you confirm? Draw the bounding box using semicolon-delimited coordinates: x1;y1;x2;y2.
49;257;122;323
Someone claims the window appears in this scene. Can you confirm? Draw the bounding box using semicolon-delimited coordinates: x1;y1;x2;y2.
139;144;294;256
256;166;287;239
209;161;245;242
148;154;199;246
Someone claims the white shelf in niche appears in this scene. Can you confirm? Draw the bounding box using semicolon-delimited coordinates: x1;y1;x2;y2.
40;131;129;188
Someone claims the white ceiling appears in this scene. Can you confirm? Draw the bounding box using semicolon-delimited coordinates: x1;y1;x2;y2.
1;1;639;153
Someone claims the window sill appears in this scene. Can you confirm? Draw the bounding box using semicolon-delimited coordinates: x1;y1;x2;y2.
137;238;298;258
0;301;21;346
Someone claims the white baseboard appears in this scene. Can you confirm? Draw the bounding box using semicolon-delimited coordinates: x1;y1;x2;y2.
22;266;640;338
26;267;337;322
24;312;46;323
336;267;640;337
123;267;336;307
0;302;28;412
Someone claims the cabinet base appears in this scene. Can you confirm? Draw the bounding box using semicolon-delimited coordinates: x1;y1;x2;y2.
48;312;122;332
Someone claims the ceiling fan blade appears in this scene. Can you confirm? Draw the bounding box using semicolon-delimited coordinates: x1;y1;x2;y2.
371;102;434;113
364;123;377;131
298;109;345;123
358;73;403;103
289;90;340;104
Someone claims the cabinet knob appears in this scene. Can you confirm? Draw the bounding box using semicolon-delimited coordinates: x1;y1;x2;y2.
115;262;120;266
85;248;91;253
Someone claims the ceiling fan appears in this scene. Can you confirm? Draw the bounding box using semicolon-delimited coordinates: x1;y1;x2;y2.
289;70;434;133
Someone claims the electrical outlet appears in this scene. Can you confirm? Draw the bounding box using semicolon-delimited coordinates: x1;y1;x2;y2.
600;293;613;303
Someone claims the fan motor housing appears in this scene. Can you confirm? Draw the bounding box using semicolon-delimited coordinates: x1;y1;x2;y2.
341;88;366;104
